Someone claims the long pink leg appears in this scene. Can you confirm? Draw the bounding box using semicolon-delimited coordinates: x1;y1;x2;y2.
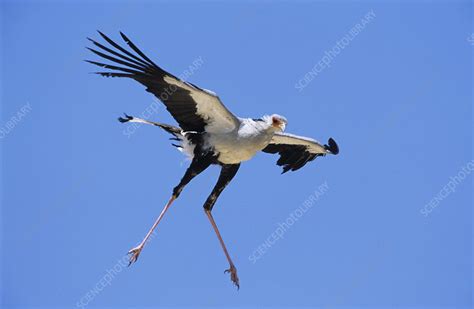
205;209;240;289
128;196;176;265
126;156;213;265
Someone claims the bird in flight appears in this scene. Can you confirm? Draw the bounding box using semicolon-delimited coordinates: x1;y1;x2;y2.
86;31;339;289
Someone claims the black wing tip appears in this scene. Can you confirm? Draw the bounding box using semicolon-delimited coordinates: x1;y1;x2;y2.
84;59;105;67
95;30;125;39
324;137;339;155
281;164;305;174
84;60;104;70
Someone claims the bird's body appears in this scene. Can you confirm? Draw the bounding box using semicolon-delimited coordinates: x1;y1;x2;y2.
125;114;278;164
87;31;339;289
205;117;276;164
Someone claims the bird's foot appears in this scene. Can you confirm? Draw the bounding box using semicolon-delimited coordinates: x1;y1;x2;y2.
118;113;133;123
224;264;240;289
127;245;143;266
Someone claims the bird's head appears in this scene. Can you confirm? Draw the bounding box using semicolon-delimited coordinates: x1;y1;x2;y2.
270;114;287;132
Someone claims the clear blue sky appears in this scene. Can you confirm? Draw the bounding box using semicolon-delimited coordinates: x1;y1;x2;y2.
1;1;472;308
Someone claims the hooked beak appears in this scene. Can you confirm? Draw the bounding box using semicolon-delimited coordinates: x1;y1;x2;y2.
271;115;288;132
272;121;285;131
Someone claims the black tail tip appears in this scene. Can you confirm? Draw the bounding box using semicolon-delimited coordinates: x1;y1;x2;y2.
118;113;133;123
324;137;339;155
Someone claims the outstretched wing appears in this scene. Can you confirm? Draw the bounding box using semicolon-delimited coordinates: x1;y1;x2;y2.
86;31;239;134
262;132;339;173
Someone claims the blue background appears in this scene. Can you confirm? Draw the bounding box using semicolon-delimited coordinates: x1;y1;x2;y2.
1;1;472;308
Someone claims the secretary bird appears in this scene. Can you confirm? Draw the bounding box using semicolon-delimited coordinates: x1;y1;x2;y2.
86;31;339;289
